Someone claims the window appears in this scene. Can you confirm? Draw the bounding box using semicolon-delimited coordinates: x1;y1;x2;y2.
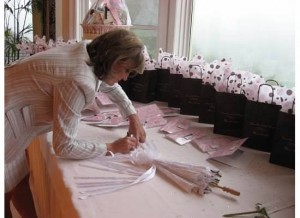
72;0;295;88
125;0;193;59
126;0;159;58
190;0;295;88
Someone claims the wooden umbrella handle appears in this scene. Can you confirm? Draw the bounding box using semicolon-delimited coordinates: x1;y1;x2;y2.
210;183;241;196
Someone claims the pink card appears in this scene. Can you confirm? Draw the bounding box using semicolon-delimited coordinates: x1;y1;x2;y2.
143;115;167;128
192;134;237;153
81;111;128;126
165;127;212;145
208;138;247;159
136;104;164;120
82;104;166;128
158;107;180;117
136;104;167;129
160;117;192;134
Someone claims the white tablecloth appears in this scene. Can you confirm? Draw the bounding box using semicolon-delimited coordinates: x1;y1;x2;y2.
27;111;295;218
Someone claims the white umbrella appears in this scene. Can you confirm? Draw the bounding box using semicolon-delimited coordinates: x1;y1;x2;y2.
75;141;240;199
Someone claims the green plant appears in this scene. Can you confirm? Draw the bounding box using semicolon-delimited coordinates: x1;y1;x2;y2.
4;0;35;64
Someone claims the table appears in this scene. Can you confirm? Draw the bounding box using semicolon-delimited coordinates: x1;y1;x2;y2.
27;106;295;218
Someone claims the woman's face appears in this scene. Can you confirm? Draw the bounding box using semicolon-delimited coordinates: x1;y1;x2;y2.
102;60;136;85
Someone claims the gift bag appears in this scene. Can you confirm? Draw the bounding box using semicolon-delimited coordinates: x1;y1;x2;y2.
198;84;216;124
118;80;131;96
213;73;247;137
155;68;170;102
270;100;295;169
264;83;295;114
155;49;188;102
154;52;172;102
198;59;233;124
202;59;232;93
168;73;183;108
179;64;203;115
242;84;282;152
128;70;157;103
197;68;217;124
180;78;203;115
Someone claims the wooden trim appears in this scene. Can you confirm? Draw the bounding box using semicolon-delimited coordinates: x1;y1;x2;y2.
32;9;42;37
157;0;170;52
32;0;56;40
44;0;50;39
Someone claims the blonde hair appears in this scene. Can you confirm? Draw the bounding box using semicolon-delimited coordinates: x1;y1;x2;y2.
86;29;145;79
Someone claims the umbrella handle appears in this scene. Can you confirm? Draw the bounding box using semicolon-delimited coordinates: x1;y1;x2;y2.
210;183;240;196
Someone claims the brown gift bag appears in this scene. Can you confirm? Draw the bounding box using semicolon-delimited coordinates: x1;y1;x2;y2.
129;70;157;103
242;84;282;152
269;99;295;168
213;73;247;137
168;73;183;108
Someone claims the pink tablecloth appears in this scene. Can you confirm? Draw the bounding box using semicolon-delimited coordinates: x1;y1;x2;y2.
27;115;295;218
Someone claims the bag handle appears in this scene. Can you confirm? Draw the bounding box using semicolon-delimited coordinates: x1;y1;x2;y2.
257;84;275;103
266;79;280;86
160;55;172;68
188;64;203;79
226;73;244;94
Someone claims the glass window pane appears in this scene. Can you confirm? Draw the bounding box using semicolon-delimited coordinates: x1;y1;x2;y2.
126;0;159;26
131;29;158;58
190;0;295;87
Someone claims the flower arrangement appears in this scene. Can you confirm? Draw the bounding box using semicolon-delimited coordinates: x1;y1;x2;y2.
16;35;78;56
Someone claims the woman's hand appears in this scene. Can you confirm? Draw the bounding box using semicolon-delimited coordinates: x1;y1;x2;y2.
106;113;146;155
127;114;146;144
106;136;138;154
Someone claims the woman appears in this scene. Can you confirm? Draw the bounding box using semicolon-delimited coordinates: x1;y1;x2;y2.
5;29;146;217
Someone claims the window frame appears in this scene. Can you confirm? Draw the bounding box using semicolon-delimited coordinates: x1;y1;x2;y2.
167;0;193;58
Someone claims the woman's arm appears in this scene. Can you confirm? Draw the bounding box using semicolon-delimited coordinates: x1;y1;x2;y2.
99;82;136;117
52;80;139;158
52;80;107;159
99;81;146;144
